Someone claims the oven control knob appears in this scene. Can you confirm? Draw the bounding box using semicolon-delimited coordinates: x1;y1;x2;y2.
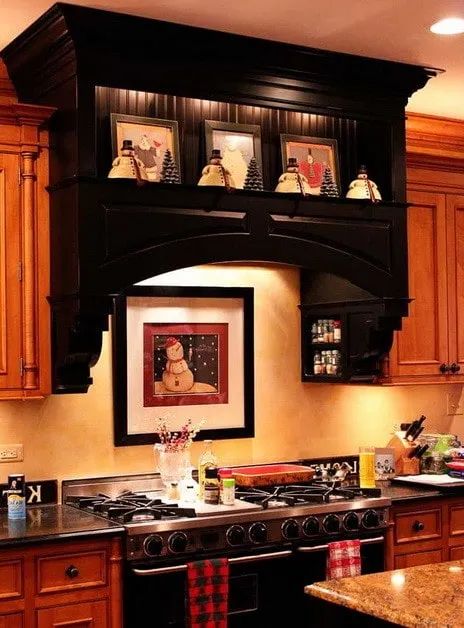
343;512;359;532
303;517;320;536
362;510;380;529
168;532;188;553
227;525;246;546
143;534;163;557
249;522;268;544
323;514;340;534
282;519;300;540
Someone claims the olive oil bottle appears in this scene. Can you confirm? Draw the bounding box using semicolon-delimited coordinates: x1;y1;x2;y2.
198;440;217;499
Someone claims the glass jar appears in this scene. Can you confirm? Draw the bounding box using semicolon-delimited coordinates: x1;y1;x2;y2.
359;446;376;488
419;434;457;474
155;444;192;488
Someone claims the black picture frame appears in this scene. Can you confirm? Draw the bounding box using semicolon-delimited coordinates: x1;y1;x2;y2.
204;120;263;188
280;134;340;193
112;285;255;446
110;113;181;182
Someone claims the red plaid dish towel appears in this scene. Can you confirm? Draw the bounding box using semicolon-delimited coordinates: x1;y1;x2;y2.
187;558;229;628
326;540;361;579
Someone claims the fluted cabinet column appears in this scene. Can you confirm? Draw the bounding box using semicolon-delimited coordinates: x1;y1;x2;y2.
20;149;38;389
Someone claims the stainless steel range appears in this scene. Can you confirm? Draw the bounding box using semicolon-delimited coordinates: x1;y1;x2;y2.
63;473;391;627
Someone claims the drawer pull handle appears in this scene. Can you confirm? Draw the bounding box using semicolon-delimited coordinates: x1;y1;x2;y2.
413;520;424;532
440;363;450;373
450;363;461;374
65;565;79;579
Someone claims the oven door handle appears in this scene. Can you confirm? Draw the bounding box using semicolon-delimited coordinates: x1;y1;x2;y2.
295;536;384;553
131;549;293;576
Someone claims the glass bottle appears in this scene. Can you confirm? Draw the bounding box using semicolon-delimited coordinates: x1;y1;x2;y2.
198;440;218;499
204;466;220;505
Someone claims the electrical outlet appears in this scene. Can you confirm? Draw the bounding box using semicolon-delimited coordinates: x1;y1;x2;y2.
447;392;463;416
0;445;23;462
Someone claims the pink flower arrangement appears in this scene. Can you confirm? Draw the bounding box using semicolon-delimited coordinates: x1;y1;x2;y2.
156;418;205;452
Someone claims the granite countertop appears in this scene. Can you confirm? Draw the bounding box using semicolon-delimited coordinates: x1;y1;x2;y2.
378;482;442;503
0;505;124;546
306;560;464;627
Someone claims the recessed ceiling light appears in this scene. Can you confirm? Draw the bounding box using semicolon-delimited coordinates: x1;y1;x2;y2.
430;17;464;35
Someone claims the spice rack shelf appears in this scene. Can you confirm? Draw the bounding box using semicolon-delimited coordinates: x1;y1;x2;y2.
299;299;403;383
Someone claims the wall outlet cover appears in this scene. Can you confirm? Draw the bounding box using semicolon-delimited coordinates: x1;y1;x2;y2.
447;392;463;416
0;444;23;462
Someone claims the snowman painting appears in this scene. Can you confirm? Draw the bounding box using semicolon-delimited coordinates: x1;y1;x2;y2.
162;337;194;393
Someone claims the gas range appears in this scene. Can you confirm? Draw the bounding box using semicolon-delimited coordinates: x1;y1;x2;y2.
62;473;390;563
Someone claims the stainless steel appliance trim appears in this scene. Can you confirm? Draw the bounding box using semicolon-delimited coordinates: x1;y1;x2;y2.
125;499;391;535
295;535;385;553
131;549;293;576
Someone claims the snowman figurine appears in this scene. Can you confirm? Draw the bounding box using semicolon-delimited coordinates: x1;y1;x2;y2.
198;149;236;188
162;337;194;393
275;157;312;195
346;165;382;202
108;139;149;183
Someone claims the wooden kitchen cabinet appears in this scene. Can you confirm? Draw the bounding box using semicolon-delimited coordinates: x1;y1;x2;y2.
0;97;54;399
0;615;23;628
0;537;122;628
384;114;464;384
389;495;464;568
37;600;108;628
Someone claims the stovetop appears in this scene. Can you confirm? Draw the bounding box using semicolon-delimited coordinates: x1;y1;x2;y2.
63;472;391;561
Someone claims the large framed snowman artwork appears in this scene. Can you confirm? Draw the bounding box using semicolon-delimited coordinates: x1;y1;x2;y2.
112;286;255;446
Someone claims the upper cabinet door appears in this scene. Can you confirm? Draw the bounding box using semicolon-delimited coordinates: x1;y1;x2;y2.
388;190;449;378
446;194;464;373
0;152;22;391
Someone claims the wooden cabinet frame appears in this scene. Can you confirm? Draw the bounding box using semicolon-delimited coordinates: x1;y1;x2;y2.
384;114;464;384
0;102;54;398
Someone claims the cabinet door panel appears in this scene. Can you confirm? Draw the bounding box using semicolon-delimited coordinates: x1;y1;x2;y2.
0;153;22;390
0;615;23;628
389;190;448;377
450;546;464;560
394;549;442;569
446;195;464;371
37;600;107;628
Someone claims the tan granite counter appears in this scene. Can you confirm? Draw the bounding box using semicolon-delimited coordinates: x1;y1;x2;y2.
305;560;464;627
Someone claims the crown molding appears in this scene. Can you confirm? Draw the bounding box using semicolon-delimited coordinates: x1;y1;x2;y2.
406;112;464;170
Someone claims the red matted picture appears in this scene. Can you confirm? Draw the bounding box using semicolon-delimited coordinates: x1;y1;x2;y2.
143;323;229;406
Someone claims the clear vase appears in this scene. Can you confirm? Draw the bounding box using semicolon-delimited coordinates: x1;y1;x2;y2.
155;444;192;488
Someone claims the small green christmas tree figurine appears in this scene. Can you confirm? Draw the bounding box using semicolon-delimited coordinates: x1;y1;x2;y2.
320;166;339;197
160;149;180;184
243;157;264;191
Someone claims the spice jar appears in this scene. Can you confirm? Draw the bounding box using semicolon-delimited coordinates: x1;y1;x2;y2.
204;466;220;504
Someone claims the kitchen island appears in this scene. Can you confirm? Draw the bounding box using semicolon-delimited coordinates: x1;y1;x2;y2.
305;559;464;627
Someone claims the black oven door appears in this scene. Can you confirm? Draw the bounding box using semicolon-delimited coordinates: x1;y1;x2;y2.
125;548;296;628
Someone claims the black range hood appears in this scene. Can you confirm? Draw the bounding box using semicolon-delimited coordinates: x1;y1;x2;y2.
1;4;436;392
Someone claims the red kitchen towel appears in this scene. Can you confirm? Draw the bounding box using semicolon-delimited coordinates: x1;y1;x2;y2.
187;558;229;628
326;540;361;579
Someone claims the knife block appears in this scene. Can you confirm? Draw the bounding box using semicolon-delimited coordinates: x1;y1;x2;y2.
387;432;420;476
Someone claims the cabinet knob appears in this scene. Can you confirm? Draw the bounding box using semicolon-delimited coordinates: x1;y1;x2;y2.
65;564;79;579
450;363;461;374
439;363;450;373
413;520;424;532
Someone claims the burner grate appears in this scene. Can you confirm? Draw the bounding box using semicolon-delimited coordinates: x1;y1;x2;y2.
66;491;197;521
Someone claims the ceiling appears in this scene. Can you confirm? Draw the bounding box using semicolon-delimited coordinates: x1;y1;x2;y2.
1;0;464;119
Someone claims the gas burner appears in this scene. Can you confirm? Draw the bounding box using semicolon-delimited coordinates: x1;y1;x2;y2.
66;491;197;521
235;482;381;509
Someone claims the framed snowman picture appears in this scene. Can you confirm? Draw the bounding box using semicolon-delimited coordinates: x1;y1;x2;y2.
112;286;255;446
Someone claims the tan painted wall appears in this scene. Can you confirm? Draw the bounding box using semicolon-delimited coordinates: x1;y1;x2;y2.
0;264;461;487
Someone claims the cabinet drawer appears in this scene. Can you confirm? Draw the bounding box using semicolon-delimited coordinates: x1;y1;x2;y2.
37;600;108;627
394;549;442;569
394;507;442;544
450;504;464;536
0;560;22;600
36;551;106;595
